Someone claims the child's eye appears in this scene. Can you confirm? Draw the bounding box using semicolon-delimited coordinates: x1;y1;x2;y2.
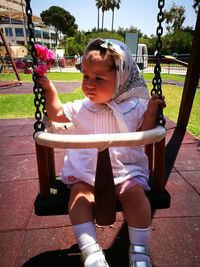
96;76;104;81
83;75;89;80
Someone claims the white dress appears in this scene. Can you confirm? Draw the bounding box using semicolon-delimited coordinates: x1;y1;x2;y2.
61;97;150;189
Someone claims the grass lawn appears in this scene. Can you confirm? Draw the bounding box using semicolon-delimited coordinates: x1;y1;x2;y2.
0;72;83;82
0;72;187;83
0;88;84;118
0;72;199;138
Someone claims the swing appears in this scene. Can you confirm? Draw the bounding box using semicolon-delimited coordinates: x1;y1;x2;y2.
25;0;170;225
0;29;22;87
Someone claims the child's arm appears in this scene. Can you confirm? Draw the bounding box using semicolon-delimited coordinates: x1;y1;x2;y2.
140;94;166;131
39;76;70;123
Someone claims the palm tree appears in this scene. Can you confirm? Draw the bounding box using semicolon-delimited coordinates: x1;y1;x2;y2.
101;0;110;30
109;0;121;32
95;0;111;31
192;0;200;14
95;0;102;31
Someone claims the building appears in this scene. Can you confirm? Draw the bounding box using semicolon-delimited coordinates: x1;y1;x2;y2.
0;0;57;48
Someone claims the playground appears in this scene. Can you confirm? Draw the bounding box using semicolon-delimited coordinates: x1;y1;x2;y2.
0;48;200;267
0;1;200;266
0;83;200;266
0;30;199;267
0;32;200;267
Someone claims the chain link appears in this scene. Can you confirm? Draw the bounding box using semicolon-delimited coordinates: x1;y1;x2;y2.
25;0;46;133
151;0;165;126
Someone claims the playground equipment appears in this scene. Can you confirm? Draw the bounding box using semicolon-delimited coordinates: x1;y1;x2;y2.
25;1;200;227
0;29;22;87
25;0;171;225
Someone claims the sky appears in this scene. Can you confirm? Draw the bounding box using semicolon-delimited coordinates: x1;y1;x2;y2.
31;0;197;36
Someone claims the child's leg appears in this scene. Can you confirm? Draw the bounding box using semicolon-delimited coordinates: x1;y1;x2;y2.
117;183;152;267
68;182;95;225
117;184;151;227
69;182;109;267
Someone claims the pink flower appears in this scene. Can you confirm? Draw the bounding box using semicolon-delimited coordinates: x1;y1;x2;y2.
35;44;48;61
15;60;26;69
34;63;49;76
46;49;56;65
24;68;32;74
35;44;55;66
16;44;55;76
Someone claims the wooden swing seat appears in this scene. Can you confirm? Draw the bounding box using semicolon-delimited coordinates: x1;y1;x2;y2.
34;176;170;216
33;122;171;216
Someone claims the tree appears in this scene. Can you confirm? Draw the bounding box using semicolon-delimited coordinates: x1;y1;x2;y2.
102;0;111;30
182;26;194;36
95;0;110;31
95;0;102;31
40;6;78;46
192;0;200;14
65;31;123;56
162;31;193;54
115;26;143;39
164;4;186;33
65;32;87;56
109;0;121;32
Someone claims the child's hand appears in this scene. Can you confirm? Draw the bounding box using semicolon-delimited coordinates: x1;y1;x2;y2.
140;94;166;130
38;75;52;91
147;94;166;116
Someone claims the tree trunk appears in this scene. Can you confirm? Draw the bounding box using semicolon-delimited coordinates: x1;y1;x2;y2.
101;11;104;30
111;9;115;32
97;8;100;31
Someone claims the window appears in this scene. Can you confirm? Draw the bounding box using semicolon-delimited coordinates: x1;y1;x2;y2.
15;28;24;37
0;16;10;24
42;31;49;39
11;18;23;25
50;33;56;40
17;41;25;45
5;28;13;37
35;30;42;38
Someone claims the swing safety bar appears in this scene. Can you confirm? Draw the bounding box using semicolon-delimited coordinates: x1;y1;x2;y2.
34;125;166;149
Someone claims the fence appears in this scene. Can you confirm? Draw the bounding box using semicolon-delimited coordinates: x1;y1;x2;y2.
143;55;188;75
0;55;189;75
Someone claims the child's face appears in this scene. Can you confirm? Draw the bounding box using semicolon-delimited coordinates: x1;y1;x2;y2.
81;50;116;103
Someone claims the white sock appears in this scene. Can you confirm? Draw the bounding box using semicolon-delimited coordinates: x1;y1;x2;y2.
128;226;150;246
73;221;97;251
128;226;151;263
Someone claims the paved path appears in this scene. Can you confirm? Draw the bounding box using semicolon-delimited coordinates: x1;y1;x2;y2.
0;117;200;267
0;81;81;94
1;79;198;96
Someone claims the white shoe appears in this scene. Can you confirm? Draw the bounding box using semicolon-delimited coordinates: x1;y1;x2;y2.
81;243;109;267
129;244;152;267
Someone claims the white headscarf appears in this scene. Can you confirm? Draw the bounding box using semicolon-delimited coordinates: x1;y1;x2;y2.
84;39;150;132
84;38;149;102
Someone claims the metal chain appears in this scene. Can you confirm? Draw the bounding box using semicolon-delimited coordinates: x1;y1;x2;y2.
25;0;47;133
151;0;165;126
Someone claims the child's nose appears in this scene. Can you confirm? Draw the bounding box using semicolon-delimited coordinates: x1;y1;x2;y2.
87;80;95;90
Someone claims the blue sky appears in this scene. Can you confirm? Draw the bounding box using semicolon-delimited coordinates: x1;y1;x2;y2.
31;0;197;36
